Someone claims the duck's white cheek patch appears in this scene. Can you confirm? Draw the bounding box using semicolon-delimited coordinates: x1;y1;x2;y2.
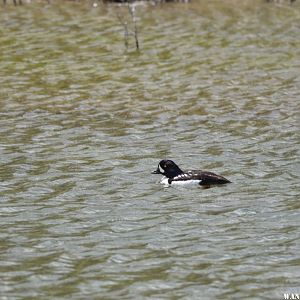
158;165;164;174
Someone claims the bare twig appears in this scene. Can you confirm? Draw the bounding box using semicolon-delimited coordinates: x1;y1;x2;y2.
128;2;139;50
117;12;129;50
116;1;140;51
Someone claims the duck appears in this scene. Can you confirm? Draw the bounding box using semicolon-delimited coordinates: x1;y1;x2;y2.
152;159;231;188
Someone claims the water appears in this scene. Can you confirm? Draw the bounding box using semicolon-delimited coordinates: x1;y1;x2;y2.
0;1;299;299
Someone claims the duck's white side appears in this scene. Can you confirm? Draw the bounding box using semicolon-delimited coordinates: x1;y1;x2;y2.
160;176;201;186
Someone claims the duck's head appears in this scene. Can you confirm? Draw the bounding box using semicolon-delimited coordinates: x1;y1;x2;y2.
152;160;183;178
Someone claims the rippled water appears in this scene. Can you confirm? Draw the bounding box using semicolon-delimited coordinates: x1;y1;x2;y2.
0;0;299;299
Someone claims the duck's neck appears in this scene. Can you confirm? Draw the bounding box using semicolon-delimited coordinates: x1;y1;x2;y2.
165;166;184;178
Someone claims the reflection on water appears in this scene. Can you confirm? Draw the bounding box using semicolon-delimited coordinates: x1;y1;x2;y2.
0;1;299;299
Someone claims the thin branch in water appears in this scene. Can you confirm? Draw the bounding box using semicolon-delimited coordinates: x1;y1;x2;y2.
116;1;140;51
117;11;129;50
127;2;139;51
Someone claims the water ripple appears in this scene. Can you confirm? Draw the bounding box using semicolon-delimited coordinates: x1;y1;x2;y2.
1;1;299;299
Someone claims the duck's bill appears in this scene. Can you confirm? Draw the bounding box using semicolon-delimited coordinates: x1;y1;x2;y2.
151;168;160;174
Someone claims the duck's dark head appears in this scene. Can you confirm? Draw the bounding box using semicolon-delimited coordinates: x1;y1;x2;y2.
151;160;183;178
